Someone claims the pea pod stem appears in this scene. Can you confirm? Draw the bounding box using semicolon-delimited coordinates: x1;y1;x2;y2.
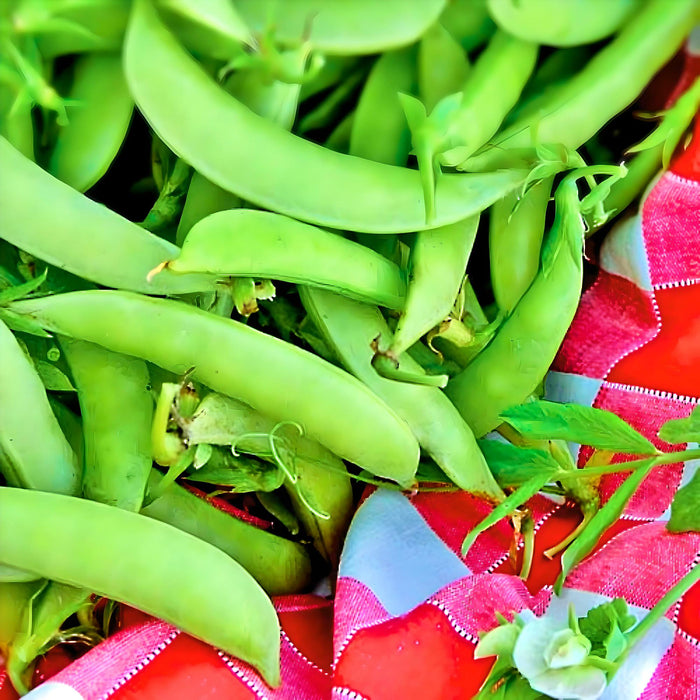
124;0;527;234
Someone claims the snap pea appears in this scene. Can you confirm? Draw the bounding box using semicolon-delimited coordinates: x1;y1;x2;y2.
167;209;406;309
142;471;313;595
418;22;469;114
124;0;528;234
464;0;697;171
445;167;623;438
0;487;281;686
157;390;353;566
0;319;80;495
0;564;39;583
440;0;495;52
300;287;503;500
487;0;637;47
156;0;252;57
11;290;420;483
47;53;133;193
388;215;479;357
60;339;152;512
24;0;130;57
403;30;537;220
0;85;34;161
489;177;552;315
0;137;217;295
234;0;446;56
350;45;416;166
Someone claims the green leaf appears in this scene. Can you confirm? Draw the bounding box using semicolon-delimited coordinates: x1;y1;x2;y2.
667;469;700;533
183;447;284;493
501;400;657;455
34;361;75;392
462;468;558;557
578;598;635;662
0;269;48;304
658;406;700;445
478;439;561;488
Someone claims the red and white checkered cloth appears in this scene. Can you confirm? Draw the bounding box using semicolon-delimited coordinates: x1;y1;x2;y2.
5;42;700;700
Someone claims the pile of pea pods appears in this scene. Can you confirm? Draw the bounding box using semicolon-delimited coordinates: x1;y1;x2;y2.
0;0;697;691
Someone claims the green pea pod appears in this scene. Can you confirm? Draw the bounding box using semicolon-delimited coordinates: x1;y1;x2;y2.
167;209;406;309
0;487;281;686
142;471;313;594
156;0;252;58
176;172;242;244
440;0;495;51
49;398;84;467
234;0;446;55
464;0;697;171
171;391;353;566
124;0;527;234
0;565;40;583
48;53;133;192
487;0;637;46
389;215;479;357
0;87;34;161
350;45;417;166
11;290;420;484
445;167;624;438
418;22;469;114
29;0;130;57
300;286;503;501
0;320;80;495
555;458;657;594
60;339;153;512
489;177;552;315
405;30;537;221
0;136;217;295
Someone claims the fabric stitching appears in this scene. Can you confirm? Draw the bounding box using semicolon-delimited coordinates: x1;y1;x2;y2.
280;630;330;678
99;630;180;700
425;599;479;644
332;686;371;700
217;651;268;700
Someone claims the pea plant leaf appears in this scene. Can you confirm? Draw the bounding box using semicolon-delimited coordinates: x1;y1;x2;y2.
658;406;700;445
500;400;657;455
667;469;700;533
478;439;561;488
578;598;636;662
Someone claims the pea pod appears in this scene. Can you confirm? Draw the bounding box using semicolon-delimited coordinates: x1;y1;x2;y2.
387;215;479;357
464;0;697;171
300;286;503;500
403;29;537;220
0;487;281;686
445;167;624;437
142;472;313;594
234;0;446;55
487;0;637;47
60;339;152;512
124;0;528;234
48;53;133;192
167;209;406;309
0;319;80;495
0;137;217;295
11;290;420;483
489;177;552;315
350;45;416;166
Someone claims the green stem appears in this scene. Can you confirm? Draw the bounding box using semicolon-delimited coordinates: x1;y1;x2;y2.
625;559;700;651
559;447;700;481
